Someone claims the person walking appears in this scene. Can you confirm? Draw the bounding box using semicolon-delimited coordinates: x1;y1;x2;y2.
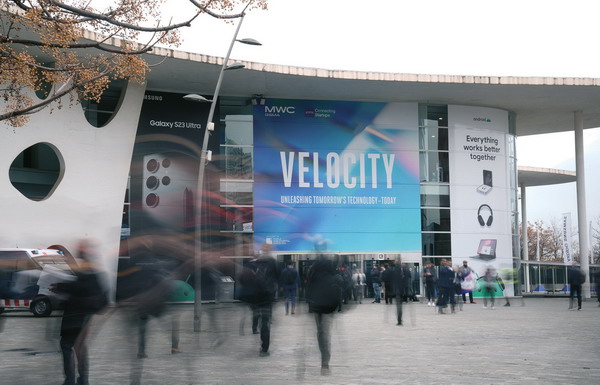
436;259;455;314
393;261;409;325
305;255;343;375
370;265;382;303
482;266;497;310
251;247;278;356
568;262;586;311
453;264;464;312
280;262;300;315
351;268;366;304
52;240;108;385
595;269;600;307
423;262;437;306
381;264;394;304
134;266;180;359
459;260;476;304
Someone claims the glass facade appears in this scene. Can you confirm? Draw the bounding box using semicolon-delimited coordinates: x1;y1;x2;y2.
419;104;451;257
507;113;520;294
217;99;255;257
116;95;540;298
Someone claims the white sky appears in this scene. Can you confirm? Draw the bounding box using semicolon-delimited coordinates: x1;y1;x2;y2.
97;0;600;225
171;0;600;78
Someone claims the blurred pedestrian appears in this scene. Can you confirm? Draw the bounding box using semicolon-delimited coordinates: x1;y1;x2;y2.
436;259;455;314
133;266;180;359
452;265;464;312
568;262;586;311
305;255;343;375
238;260;259;335
482;266;497;309
459;260;476;304
338;266;353;308
370;265;382;303
381;264;394;304
423;262;437;306
365;265;374;299
499;267;521;307
393;261;409;325
352;268;366;304
280;262;300;315
252;248;278;356
52;240;108;385
595;269;600;307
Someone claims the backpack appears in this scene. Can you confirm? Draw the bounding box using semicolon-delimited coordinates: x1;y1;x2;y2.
238;265;258;304
307;261;343;314
253;259;275;300
283;268;296;285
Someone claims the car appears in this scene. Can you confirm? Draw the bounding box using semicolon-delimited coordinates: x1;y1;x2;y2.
0;248;75;316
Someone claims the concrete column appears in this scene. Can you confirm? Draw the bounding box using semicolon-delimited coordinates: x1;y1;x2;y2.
521;184;530;293
574;110;591;299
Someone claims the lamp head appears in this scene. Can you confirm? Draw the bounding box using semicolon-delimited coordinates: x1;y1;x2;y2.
224;62;245;71
183;94;212;103
237;38;262;46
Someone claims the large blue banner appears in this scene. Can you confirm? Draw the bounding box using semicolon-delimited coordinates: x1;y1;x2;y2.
253;99;421;252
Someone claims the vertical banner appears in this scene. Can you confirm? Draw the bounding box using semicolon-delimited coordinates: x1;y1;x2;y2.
128;91;210;263
253;99;421;252
448;105;514;296
562;212;573;265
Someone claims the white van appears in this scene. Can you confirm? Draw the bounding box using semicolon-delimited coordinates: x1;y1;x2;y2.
0;248;75;316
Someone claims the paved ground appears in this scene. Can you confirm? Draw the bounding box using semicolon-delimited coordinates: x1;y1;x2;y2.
1;297;599;385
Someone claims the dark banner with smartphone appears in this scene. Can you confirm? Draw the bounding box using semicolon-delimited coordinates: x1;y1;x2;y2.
126;91;211;264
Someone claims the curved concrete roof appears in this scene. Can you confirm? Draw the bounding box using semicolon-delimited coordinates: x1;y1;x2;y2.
143;46;600;137
517;166;576;187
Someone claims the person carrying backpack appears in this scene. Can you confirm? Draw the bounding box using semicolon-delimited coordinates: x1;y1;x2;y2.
251;249;278;357
51;240;108;385
280;263;300;315
305;255;343;375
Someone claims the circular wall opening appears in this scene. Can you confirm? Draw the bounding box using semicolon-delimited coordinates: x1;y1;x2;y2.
9;142;64;201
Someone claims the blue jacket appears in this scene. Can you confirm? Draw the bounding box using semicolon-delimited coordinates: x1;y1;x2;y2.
437;266;455;289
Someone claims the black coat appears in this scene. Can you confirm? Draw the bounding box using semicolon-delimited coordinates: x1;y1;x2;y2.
568;267;586;285
306;257;342;314
57;269;107;335
249;256;278;305
370;269;381;284
393;267;410;296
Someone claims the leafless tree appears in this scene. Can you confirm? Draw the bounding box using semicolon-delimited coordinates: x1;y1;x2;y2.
1;0;267;126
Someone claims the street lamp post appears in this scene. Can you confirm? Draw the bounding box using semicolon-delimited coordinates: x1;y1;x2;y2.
184;13;260;333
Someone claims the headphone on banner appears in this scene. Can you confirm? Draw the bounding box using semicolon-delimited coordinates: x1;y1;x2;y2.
477;204;493;227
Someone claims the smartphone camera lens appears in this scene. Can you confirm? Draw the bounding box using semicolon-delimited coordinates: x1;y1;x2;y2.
162;176;171;186
145;193;159;208
146;176;159;190
162;158;171;168
146;159;159;173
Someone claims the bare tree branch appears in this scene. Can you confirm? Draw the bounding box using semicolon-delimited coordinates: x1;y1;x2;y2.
188;0;250;20
1;35;154;54
47;0;201;31
0;72;107;121
1;0;268;126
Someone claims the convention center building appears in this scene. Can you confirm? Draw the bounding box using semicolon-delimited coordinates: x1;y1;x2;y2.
3;31;599;300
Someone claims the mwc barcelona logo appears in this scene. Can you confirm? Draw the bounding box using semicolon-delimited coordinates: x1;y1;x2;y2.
264;105;296;117
473;117;492;123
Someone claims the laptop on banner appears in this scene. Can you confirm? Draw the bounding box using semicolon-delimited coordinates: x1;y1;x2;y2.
470;239;497;261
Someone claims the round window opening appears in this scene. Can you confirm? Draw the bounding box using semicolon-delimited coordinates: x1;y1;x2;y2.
9;142;64;201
